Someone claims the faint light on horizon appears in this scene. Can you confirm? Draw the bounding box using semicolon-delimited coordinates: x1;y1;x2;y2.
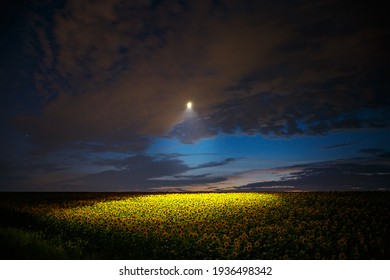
187;101;192;109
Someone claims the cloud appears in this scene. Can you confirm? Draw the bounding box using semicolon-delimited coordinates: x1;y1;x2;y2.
174;173;212;179
378;152;390;159
64;154;236;191
0;160;30;190
234;157;390;191
173;0;389;141
157;152;220;159
12;0;389;152
94;154;188;173
322;142;359;149
0;159;70;191
19;0;289;148
191;158;238;170
359;148;387;154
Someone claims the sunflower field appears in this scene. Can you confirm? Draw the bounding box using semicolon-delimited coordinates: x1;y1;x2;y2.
0;192;388;259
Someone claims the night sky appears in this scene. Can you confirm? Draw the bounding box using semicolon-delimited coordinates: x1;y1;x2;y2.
1;0;389;192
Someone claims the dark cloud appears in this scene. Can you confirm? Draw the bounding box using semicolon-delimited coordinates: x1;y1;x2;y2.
12;0;388;149
75;138;150;153
235;159;390;191
178;0;389;140
199;80;389;140
168;116;217;144
322;142;359;149
174;173;211;179
0;160;28;190
0;158;67;181
66;154;235;191
0;159;71;191
94;154;188;174
360;148;387;154
157;152;220;159
19;0;285;147
191;158;238;170
378;152;390;159
0;150;238;191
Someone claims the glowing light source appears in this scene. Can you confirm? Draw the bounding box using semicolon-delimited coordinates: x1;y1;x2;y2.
187;101;192;109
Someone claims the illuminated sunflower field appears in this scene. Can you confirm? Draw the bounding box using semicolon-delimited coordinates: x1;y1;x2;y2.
0;192;388;259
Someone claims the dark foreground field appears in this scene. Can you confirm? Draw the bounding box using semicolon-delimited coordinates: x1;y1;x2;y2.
0;192;388;260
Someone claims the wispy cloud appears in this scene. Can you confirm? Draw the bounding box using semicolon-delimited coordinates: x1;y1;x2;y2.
359;148;387;154
322;142;359;149
57;154;237;191
191;158;238;170
234;156;390;191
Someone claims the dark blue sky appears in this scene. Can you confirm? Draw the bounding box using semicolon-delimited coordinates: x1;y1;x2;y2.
1;0;389;191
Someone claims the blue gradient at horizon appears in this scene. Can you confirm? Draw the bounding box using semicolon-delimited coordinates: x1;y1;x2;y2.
145;129;390;189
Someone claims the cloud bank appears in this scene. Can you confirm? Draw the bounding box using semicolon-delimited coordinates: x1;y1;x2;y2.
14;0;389;150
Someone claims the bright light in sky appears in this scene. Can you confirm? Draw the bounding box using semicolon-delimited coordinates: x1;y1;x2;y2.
187;101;192;109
